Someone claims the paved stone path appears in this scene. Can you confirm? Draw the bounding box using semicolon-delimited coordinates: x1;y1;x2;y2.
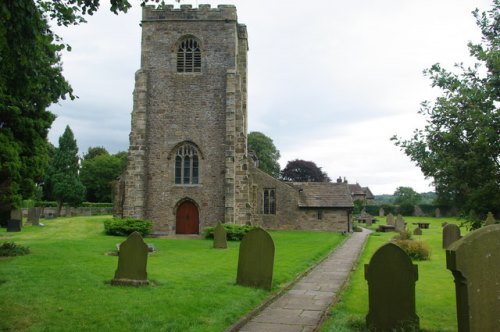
237;228;371;332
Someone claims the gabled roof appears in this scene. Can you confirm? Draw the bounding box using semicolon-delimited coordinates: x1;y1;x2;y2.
362;186;374;199
291;182;354;208
348;183;365;196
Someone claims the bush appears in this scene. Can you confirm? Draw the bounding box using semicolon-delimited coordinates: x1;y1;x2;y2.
393;239;431;261
204;223;257;241
393;229;412;240
104;217;153;236
398;203;415;216
0;242;30;256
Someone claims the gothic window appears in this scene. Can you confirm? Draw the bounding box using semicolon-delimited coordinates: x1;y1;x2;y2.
263;188;276;215
174;143;199;185
177;38;201;73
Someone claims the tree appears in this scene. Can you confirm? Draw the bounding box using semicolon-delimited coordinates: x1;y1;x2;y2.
80;150;125;202
392;1;500;227
394;187;422;206
46;126;85;215
281;159;331;182
247;131;281;177
83;146;109;160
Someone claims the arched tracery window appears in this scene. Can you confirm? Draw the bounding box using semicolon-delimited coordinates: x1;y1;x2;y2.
175;143;199;185
177;38;201;73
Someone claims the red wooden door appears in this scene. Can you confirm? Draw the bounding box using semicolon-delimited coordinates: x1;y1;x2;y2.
176;201;199;234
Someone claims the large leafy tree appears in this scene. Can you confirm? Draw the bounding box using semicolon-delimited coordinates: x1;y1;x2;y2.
46;126;85;215
0;0;146;223
392;1;500;226
80;148;127;202
393;186;422;206
248;131;281;178
281;159;331;182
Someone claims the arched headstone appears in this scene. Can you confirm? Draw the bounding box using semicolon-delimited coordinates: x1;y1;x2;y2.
236;228;274;290
379;207;385;217
413;227;422;236
365;243;419;331
213;222;227;249
435;208;441;218
112;231;149;286
442;224;461;249
395;215;405;232
386;213;395;226
484;212;496;226
446;224;500;331
7;209;22;232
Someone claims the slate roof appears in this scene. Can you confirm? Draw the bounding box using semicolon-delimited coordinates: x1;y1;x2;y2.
291;182;354;208
362;187;374;200
348;183;365;196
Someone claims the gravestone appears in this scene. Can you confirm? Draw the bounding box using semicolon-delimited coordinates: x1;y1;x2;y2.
413;227;422;236
435;208;441;218
386;213;395;226
7;209;22;232
414;205;423;217
236;228;274;290
395;215;405;232
442;222;448;227
213;222;227;249
484;212;496;226
365;243;419;331
27;207;40;225
366;217;373;227
442;224;461;249
446;224;500;332
111;231;149;286
379;207;385;217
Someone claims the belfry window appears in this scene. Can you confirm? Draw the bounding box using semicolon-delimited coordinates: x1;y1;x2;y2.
175;143;199;185
263;188;276;215
177;38;201;73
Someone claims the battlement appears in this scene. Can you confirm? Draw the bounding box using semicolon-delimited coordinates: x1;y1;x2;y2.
142;4;237;22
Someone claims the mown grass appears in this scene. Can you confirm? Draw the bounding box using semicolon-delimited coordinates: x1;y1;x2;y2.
0;216;344;331
320;216;466;332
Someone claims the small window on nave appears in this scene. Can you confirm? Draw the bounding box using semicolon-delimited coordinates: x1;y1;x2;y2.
263;188;276;215
175;143;199;185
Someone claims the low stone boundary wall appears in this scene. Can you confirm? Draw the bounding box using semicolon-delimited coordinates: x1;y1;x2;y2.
22;207;113;218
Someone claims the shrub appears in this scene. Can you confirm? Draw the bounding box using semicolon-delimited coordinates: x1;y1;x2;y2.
393;229;412;240
352;225;363;232
0;242;30;256
398;203;415;216
393;239;431;261
204;223;257;241
104;217;153;236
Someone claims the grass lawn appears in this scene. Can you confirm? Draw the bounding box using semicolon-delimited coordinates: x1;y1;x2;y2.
0;216;344;331
320;216;467;332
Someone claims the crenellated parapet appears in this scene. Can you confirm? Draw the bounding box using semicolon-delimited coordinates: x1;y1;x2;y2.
142;4;237;22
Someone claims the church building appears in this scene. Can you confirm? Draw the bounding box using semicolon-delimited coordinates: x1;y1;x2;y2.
115;5;353;235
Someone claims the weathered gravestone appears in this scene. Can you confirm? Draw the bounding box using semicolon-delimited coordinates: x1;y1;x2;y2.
446;224;500;332
27;207;40;225
111;231;149;286
386;213;395;226
414;205;424;217
395;215;405;232
7;209;22;232
379;207;385;217
484;212;496;226
442;224;461;249
213;222;227;249
365;243;419;331
236;228;274;290
413;227;422;236
435;208;441;218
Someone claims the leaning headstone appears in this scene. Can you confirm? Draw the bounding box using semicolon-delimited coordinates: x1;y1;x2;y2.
435;208;441;218
446;224;500;331
7;209;22;232
413;227;422;236
236;228;275;290
111;231;149;286
442;224;461;249
484;212;496;226
379;207;385;217
365;243;419;331
414;205;423;217
213;222;227;249
386;213;395;226
395;215;405;232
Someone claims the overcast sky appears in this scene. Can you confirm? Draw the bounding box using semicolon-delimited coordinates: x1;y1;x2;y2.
49;0;492;195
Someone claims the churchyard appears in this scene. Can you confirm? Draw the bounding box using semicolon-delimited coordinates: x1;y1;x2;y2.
0;216;344;331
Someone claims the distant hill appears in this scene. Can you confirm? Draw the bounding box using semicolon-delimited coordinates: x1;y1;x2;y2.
374;191;436;205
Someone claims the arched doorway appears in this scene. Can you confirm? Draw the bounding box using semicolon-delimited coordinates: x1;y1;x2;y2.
176;201;199;234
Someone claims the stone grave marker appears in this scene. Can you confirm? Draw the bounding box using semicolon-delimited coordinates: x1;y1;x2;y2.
435;208;441;218
213;222;227;249
366;217;373;227
442;224;461;249
414;205;424;217
446;224;500;331
111;231;149;286
379;207;385;217
7;209;22;232
386;213;395;226
236;228;274;290
413;227;422;236
27;207;40;225
395;215;405;232
484;212;496;226
365;243;419;331
442;222;448;227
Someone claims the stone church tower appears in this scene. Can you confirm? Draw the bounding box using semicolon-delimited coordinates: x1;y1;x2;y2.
119;4;251;235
